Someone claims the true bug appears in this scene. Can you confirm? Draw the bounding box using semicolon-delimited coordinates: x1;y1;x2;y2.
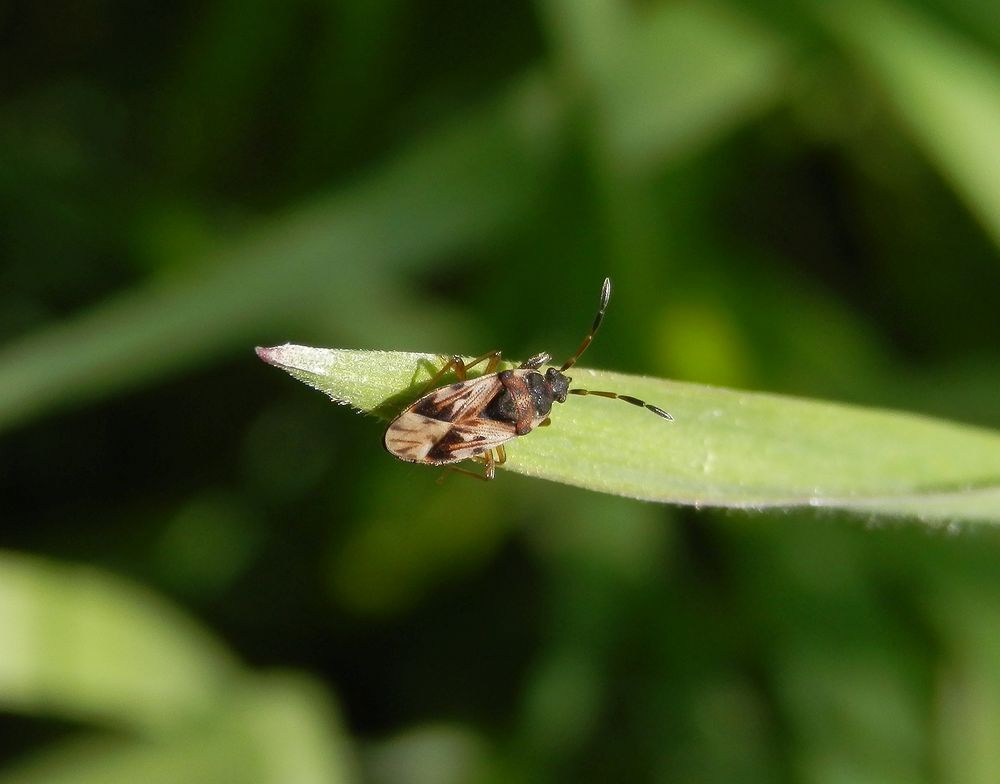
384;278;673;480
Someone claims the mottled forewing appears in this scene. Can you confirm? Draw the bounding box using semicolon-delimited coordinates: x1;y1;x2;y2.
384;375;516;464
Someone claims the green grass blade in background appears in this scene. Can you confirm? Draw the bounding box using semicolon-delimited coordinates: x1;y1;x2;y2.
542;0;789;171
258;345;1000;523
0;552;237;730
0;675;355;784
0;3;795;437
606;2;788;171
826;0;1000;251
0;78;555;434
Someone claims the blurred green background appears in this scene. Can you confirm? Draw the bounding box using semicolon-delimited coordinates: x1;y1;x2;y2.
2;0;1000;781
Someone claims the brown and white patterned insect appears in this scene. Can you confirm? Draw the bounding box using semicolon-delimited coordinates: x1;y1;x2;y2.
384;278;673;480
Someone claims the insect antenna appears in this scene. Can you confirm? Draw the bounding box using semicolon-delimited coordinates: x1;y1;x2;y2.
569;388;673;420
559;277;673;421
559;277;612;372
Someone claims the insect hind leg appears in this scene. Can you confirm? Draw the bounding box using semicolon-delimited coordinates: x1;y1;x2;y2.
436;450;498;483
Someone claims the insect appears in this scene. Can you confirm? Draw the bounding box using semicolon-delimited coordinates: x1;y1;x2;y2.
384;278;673;480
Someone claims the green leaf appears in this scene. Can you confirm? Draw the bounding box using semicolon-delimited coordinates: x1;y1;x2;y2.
257;345;1000;523
0;675;355;784
0;551;237;731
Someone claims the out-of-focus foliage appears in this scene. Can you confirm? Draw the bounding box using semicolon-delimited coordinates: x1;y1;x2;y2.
1;0;999;782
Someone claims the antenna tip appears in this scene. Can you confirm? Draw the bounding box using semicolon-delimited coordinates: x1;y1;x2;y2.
600;277;611;305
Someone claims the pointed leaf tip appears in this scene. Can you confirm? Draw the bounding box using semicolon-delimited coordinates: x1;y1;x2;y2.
255;346;1000;521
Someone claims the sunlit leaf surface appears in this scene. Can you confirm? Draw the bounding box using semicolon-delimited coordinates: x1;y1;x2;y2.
258;345;1000;522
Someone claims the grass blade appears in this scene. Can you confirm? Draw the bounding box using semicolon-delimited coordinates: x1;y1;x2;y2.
258;345;1000;523
0;552;236;730
0;675;354;784
0;79;551;433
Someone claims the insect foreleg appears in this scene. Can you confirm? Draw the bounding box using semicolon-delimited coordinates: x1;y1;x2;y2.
519;352;551;370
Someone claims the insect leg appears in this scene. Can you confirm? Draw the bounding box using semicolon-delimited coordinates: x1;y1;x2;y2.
519;352;551;369
422;351;502;392
436;451;499;483
483;450;496;479
437;464;491;483
569;388;673;420
468;351;503;376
